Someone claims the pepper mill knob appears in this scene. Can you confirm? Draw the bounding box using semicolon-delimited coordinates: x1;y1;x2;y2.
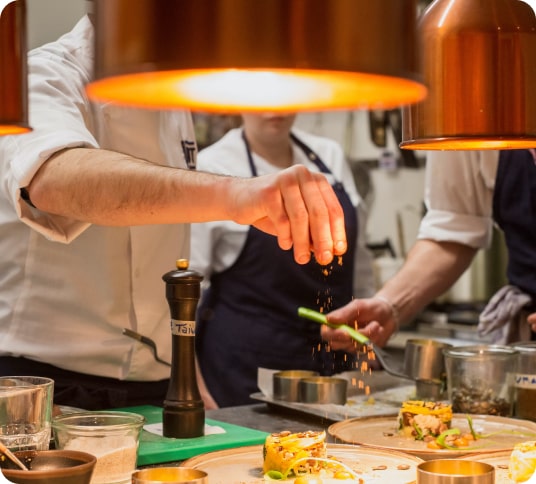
162;259;204;438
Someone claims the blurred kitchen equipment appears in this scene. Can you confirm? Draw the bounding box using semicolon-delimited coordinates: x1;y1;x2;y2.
444;345;518;416
162;259;204;438
0;376;54;452
404;339;452;399
273;370;318;402
131;467;208;484
510;341;536;421
298;376;347;405
297;307;409;379
369;110;388;147
373;256;404;291
52;411;144;484
0;449;96;484
416;459;495;484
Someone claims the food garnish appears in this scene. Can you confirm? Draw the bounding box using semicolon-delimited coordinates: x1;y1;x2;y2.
262;430;360;481
264;457;359;481
509;440;536;483
263;431;327;478
398;400;452;440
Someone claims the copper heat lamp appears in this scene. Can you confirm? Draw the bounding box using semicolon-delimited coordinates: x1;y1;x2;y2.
86;0;427;113
401;0;536;150
0;0;30;135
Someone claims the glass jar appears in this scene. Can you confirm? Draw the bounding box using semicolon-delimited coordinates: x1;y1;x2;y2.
443;345;518;417
52;411;145;484
510;341;536;421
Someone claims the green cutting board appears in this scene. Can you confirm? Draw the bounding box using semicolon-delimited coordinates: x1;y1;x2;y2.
116;405;269;466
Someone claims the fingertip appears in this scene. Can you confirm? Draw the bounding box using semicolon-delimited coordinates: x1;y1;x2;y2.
296;252;312;265
334;240;347;255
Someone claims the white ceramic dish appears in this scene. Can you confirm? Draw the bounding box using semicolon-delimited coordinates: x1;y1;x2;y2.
182;443;422;484
328;414;536;460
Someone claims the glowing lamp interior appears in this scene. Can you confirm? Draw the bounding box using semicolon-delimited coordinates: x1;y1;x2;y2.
400;137;536;150
86;69;427;113
0;125;30;135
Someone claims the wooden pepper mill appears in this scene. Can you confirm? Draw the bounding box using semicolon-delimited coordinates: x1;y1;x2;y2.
162;259;204;438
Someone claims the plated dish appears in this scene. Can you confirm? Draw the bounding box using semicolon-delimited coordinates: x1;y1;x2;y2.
181;443;422;484
328;414;536;461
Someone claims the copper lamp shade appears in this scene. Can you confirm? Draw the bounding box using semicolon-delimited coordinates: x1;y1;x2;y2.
87;0;427;113
401;0;536;150
0;0;29;135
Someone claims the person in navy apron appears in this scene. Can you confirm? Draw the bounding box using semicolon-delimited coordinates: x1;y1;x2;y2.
323;148;536;359
190;114;375;408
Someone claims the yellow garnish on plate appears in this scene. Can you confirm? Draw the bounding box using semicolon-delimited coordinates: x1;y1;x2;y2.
509;441;536;483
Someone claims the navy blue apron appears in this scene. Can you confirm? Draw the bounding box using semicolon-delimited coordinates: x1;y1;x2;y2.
493;149;536;338
196;132;358;406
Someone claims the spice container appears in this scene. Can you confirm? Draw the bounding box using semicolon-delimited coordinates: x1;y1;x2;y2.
510;341;536;421
52;411;145;484
443;345;518;416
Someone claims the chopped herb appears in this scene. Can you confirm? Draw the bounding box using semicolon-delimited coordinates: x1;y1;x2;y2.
467;415;479;440
412;422;424;440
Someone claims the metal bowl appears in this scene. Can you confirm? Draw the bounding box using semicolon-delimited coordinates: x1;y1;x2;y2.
298;376;347;404
404;338;452;381
417;459;495;484
273;370;319;402
0;449;97;484
132;467;208;484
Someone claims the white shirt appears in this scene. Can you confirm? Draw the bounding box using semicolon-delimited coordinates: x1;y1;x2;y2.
190;127;375;299
418;150;499;249
0;16;195;381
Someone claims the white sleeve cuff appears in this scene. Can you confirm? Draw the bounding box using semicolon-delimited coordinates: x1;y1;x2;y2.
418;208;494;249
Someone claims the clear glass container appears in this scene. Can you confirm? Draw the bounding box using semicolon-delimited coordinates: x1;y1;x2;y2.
510;341;536;421
443;345;518;417
52;411;145;484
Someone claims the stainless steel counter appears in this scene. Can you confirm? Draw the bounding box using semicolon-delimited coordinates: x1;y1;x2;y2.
207;402;333;437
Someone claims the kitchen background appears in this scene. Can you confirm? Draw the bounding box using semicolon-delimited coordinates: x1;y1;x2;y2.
28;0;535;339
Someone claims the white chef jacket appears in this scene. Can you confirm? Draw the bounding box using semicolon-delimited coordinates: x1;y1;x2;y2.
0;16;195;381
190;127;375;299
418;150;500;249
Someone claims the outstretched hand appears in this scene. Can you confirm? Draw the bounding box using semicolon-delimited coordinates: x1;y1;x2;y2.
321;297;399;352
230;165;347;266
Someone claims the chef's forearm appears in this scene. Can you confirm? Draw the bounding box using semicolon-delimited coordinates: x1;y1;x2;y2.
376;239;477;326
26;147;236;226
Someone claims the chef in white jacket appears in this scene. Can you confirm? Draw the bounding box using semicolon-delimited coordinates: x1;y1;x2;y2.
0;15;348;409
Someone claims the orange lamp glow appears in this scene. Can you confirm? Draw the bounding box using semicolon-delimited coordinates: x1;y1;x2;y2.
0;0;30;135
86;0;427;113
401;0;536;150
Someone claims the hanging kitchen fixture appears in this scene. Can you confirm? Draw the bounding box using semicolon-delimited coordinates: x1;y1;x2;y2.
86;0;427;113
0;0;30;135
401;0;536;150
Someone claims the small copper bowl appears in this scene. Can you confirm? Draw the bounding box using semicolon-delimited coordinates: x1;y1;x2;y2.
0;449;96;484
298;376;347;405
132;467;208;483
417;459;495;484
273;370;319;402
